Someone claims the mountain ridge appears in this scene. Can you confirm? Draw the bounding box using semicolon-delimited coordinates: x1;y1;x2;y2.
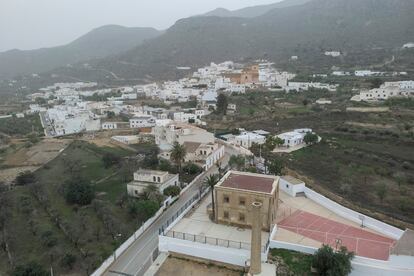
202;0;311;18
67;0;413;82
0;25;162;79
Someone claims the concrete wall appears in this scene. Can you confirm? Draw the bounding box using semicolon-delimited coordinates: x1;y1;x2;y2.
159;236;267;267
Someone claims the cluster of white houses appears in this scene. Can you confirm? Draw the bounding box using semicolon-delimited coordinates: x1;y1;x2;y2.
351;81;414;102
27;60;345;138
220;128;315;150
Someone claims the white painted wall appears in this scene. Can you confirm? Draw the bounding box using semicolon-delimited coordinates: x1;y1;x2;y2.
159;236;267;267
279;178;305;197
303;187;404;240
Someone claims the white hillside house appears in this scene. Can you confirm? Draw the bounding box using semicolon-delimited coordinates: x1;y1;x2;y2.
352;81;414;102
127;169;179;197
324;51;341;57
277;128;313;148
129;115;156;128
235;131;266;149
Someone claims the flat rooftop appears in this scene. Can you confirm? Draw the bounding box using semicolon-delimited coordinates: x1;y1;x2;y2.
135;169;169;176
218;171;277;194
170;195;269;249
281;175;304;185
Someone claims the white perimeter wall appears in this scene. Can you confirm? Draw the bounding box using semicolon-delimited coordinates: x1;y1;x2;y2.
302;187;404;240
159;236;267;267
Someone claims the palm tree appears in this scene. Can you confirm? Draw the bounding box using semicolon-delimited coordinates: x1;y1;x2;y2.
204;174;219;221
170;142;186;172
143;184;162;203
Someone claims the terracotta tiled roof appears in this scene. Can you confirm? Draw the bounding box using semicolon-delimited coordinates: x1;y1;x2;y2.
221;173;275;193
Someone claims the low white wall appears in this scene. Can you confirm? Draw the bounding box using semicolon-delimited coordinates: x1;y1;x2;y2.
303;187;404;240
159;236;267;267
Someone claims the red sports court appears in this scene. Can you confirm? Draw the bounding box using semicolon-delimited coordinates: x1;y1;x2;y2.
278;210;396;260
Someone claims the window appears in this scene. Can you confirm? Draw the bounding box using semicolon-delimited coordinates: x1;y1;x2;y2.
239;197;246;206
153;176;156;182
239;213;245;222
134;190;138;195
223;195;230;203
157;177;161;182
223;211;229;219
255;199;263;205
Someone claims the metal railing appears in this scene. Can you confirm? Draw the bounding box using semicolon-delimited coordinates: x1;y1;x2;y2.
163;230;268;253
158;186;208;235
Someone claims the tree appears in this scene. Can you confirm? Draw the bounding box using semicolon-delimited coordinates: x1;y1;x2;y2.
170;142;186;172
273;137;284;147
35;97;47;106
15;171;36;186
204;174;219;221
312;245;354;276
106;111;115;119
268;158;284;176
27;133;40;144
304;132;318;145
142;184;163;203
216;93;228;115
40;230;57;247
128;200;159;221
228;155;246;171
158;159;172;172
303;99;309;106
102;152;121;168
60;253;77;270
163;186;181;197
64;178;95;206
182;162;202;175
376;183;387;203
12;262;49;276
370;78;383;89
142;145;160;169
393;172;406;189
216;161;224;178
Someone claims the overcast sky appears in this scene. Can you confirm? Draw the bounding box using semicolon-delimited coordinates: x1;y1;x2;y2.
0;0;279;52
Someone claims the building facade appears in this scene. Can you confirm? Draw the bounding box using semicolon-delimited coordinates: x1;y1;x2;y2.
213;171;279;231
127;169;179;197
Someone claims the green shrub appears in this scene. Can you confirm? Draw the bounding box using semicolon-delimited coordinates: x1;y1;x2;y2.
12;262;48;276
64;178;95;206
163;186;181;197
15;171;36;186
182;163;202;175
128;200;159;221
312;245;354;276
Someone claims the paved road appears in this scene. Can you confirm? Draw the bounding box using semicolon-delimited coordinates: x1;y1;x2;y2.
104;149;232;276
